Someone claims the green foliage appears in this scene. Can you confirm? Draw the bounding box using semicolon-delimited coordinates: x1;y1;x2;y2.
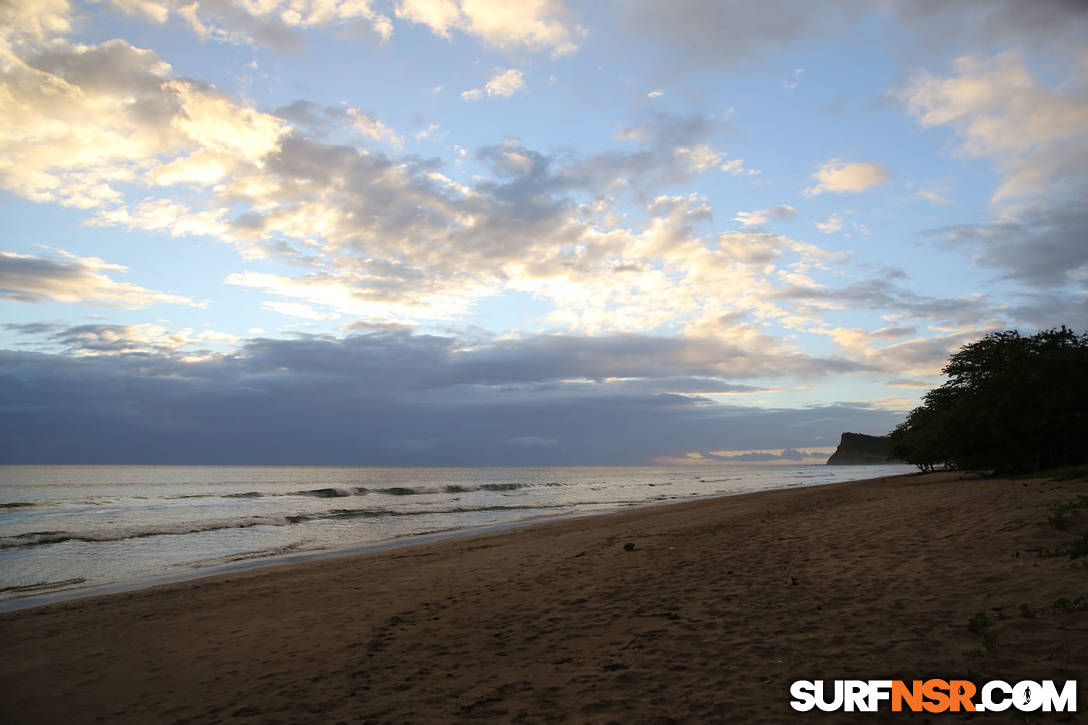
1048;495;1088;531
1052;595;1088;613
965;612;998;653
889;327;1088;474
967;611;989;634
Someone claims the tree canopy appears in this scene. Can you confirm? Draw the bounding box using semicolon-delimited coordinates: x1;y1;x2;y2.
889;327;1088;474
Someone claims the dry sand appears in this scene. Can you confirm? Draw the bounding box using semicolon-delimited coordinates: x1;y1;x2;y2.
2;471;1087;723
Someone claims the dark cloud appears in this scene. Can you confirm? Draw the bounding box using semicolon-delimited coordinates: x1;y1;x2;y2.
0;329;897;464
0;254;86;303
928;200;1088;289
708;448;823;462
0;251;193;308
871;325;917;340
773;279;995;328
615;0;1088;70
2;322;63;335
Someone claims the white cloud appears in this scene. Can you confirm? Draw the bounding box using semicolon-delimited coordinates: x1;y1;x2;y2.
733;205;796;227
0;12;950;349
916;185;953;204
814;213;843;234
346;108;403;148
261;301;341;320
0;35;286;209
813;326;995;377
415;123;441;140
647;89;663;98
0;0;73;46
900;53;1088;202
674;144;722;173
783;67;805;91
485;68;526;97
719;158;760;176
105;0;395;47
805;158;888;196
461;68;526;101
396;0;583;55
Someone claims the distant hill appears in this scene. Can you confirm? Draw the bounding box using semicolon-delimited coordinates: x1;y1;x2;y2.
826;432;900;465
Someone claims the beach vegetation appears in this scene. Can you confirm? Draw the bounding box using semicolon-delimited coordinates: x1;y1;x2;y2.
1052;595;1088;613
1046;495;1088;531
889;327;1088;474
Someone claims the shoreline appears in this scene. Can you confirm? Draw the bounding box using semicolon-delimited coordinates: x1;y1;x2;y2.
2;469;1085;722
0;467;909;614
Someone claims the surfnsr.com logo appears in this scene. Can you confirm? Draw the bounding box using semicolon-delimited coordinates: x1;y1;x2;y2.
790;679;1077;713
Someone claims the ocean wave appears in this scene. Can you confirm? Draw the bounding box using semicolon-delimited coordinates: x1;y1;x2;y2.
159;481;540;502
0;502;37;509
0;502;569;549
293;488;353;498
0;577;87;595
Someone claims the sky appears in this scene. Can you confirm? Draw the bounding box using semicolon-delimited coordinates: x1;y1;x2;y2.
1;0;1086;465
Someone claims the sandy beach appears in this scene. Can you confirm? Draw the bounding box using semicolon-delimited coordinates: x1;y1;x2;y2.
2;470;1086;723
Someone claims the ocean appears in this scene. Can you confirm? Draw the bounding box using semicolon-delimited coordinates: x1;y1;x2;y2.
0;463;911;608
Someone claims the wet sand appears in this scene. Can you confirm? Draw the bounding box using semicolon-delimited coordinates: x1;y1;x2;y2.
2;471;1086;723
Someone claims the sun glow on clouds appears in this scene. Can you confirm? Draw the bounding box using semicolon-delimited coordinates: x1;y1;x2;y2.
805;159;888;196
0;249;201;309
1;0;1085;463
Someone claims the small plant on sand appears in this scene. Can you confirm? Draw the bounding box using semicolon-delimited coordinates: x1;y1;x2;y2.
1049;465;1088;482
1047;495;1088;531
1053;595;1088;613
1018;603;1036;619
967;612;989;635
966;612;999;654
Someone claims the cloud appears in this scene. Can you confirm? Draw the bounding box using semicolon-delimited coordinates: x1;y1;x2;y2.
463;68;526;100
395;0;583;56
811;326;997;377
103;0;394;50
415;123;441;140
484;67;525;97
928;199;1088;288
0;249;200;308
0;15;968;348
0;328;901;464
0;33;287;209
616;1;1088;71
898;53;1088;290
260;301;341;321
899;53;1088;203
704;447;834;463
733;205;795;227
719;158;758;176
772;276;1002;330
345;108;403;148
647;89;663;98
805;159;888;196
674;144;723;173
0;0;73;46
617;0;856;70
783;67;805;91
106;0;585;56
814;213;843;234
916;185;953;205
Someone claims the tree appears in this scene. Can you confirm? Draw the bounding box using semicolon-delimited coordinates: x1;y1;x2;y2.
889;327;1088;474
